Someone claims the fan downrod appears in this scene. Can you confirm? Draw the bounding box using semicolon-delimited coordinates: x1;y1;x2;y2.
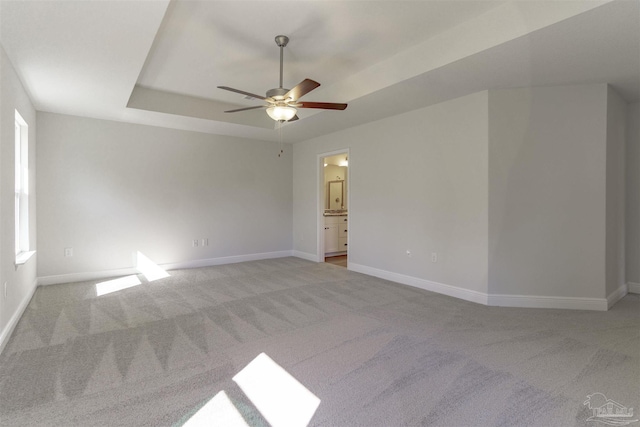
274;35;290;90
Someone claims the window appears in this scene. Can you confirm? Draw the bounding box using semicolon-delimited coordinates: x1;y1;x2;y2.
15;110;31;264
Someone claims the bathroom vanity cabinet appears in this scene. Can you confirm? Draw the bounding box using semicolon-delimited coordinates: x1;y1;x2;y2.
324;215;348;255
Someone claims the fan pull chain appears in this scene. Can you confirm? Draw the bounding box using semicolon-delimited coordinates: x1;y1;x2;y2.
278;120;284;157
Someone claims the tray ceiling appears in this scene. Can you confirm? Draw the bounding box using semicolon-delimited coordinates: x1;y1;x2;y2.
1;0;638;143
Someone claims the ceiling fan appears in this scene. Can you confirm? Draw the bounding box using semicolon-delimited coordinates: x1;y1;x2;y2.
218;35;347;123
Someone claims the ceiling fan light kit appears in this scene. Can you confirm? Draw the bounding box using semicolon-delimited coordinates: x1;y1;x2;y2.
266;105;297;122
218;35;347;124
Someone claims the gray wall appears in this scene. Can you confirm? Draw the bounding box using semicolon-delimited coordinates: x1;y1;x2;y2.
627;102;640;287
294;91;490;294
1;67;632;354
37;113;292;279
0;45;38;348
605;87;627;297
488;84;608;299
294;84;624;304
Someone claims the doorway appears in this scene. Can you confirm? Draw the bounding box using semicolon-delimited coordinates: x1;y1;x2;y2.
318;150;349;268
325;254;347;267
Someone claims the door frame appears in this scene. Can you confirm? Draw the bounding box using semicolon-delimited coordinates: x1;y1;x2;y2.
317;148;350;263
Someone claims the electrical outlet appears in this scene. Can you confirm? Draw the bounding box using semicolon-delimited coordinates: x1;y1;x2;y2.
192;239;199;247
406;250;412;257
202;238;208;247
64;247;73;257
4;282;7;298
431;252;438;263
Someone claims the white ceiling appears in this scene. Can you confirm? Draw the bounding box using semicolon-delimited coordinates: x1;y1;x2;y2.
1;0;638;144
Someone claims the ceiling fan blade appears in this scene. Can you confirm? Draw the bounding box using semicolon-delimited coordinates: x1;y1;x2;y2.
297;101;347;110
285;79;320;101
224;105;265;113
218;86;267;100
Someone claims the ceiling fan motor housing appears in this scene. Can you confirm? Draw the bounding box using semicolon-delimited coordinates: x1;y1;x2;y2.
266;87;290;101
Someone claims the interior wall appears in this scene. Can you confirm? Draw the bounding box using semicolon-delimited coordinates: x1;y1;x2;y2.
294;91;490;295
626;102;640;289
0;45;38;349
605;87;627;297
37;113;292;279
488;84;608;299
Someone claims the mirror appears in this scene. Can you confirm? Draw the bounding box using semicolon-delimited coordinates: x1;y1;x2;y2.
328;180;344;210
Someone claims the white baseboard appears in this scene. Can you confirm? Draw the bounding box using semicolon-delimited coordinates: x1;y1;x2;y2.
348;262;489;305
348;262;610;311
161;250;294;271
38;267;138;286
38;250;294;286
628;282;640;294
0;279;37;355
488;294;608;311
292;250;318;262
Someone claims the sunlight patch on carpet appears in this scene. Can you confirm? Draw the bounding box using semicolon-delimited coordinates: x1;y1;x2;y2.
233;352;321;427
95;275;141;296
182;390;249;427
136;251;170;282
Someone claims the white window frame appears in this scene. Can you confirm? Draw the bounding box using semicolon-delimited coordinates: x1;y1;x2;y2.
15;110;33;265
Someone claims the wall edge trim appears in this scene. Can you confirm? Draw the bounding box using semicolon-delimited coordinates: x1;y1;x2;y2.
348;262;489;305
488;293;608;311
606;283;628;308
38;250;294;286
292;250;318;262
0;279;37;355
348;263;609;311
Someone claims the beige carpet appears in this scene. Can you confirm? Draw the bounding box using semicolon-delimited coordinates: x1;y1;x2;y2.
0;257;638;426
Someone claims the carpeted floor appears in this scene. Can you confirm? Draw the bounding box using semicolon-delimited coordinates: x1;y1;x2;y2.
0;257;638;426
